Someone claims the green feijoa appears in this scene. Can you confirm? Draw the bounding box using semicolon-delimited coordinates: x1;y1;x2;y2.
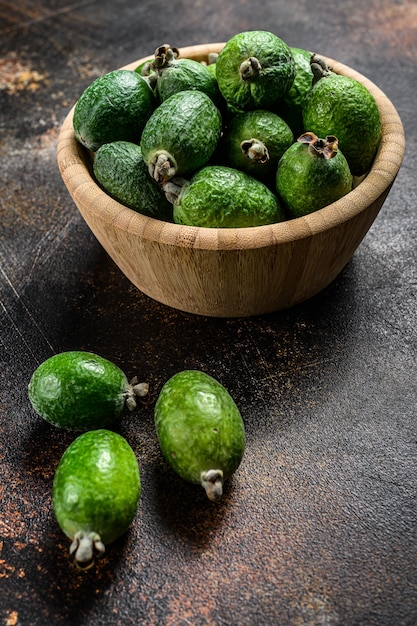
154;370;246;502
28;351;148;431
276;132;353;218
276;46;314;137
216;30;295;111
52;429;141;568
149;44;223;107
73;69;155;152
167;165;285;228
93;141;173;221
221;109;294;185
140;90;222;183
302;55;382;176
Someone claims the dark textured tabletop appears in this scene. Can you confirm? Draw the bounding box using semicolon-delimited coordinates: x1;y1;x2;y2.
1;2;416;625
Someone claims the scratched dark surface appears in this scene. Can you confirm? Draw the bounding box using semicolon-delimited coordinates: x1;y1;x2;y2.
0;1;416;625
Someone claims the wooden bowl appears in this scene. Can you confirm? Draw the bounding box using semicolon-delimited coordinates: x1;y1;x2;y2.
57;43;405;317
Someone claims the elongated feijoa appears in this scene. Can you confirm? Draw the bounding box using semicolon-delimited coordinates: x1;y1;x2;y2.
167;165;285;227
52;429;141;568
302;55;382;176
28;351;148;431
140;89;222;183
154;370;246;501
93;141;173;220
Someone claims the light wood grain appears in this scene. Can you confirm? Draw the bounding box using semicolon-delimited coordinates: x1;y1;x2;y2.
57;44;405;317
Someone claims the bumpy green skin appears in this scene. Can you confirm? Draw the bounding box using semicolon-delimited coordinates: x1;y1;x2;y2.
302;72;382;176
216;30;295;111
53;430;140;546
140;90;222;178
93;141;173;220
154;370;246;492
156;57;223;107
276;47;314;137
221;109;294;185
28;351;129;430
276;141;353;217
173;165;285;227
73;70;155;152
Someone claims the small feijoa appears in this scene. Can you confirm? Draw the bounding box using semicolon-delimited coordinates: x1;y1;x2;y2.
28;351;148;431
154;370;246;501
52;429;141;568
221;109;294;185
73;69;155;152
276;132;353;217
146;43;223;107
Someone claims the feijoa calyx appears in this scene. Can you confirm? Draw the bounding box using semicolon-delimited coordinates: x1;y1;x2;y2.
154;370;246;501
52;429;141;568
28;351;148;431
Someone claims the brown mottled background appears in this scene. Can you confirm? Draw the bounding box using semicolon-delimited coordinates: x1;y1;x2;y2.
1;1;416;625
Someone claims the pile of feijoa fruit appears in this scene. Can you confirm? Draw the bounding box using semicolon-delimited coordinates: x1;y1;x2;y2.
72;30;382;226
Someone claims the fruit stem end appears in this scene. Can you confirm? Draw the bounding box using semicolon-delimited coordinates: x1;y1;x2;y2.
241;138;270;163
69;530;105;570
149;151;177;183
201;469;224;502
239;57;262;82
310;54;332;84
298;132;339;159
125;377;150;411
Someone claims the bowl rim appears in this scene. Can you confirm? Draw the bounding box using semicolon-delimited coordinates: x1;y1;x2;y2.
57;42;405;252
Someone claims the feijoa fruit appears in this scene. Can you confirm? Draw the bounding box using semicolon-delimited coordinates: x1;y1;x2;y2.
52;429;141;568
154;370;246;501
276;132;353;217
140;89;222;183
28;351;148;431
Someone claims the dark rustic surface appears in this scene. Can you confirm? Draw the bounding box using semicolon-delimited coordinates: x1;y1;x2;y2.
1;1;416;625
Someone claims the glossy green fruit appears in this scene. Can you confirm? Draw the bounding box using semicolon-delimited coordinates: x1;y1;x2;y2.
53;429;141;568
140;90;222;183
169;165;285;227
302;56;382;176
154;370;246;501
276;132;353;217
93;141;173;220
221;109;294;185
216;30;295;111
276;46;314;136
149;44;223;107
28;351;148;431
73;70;155;152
